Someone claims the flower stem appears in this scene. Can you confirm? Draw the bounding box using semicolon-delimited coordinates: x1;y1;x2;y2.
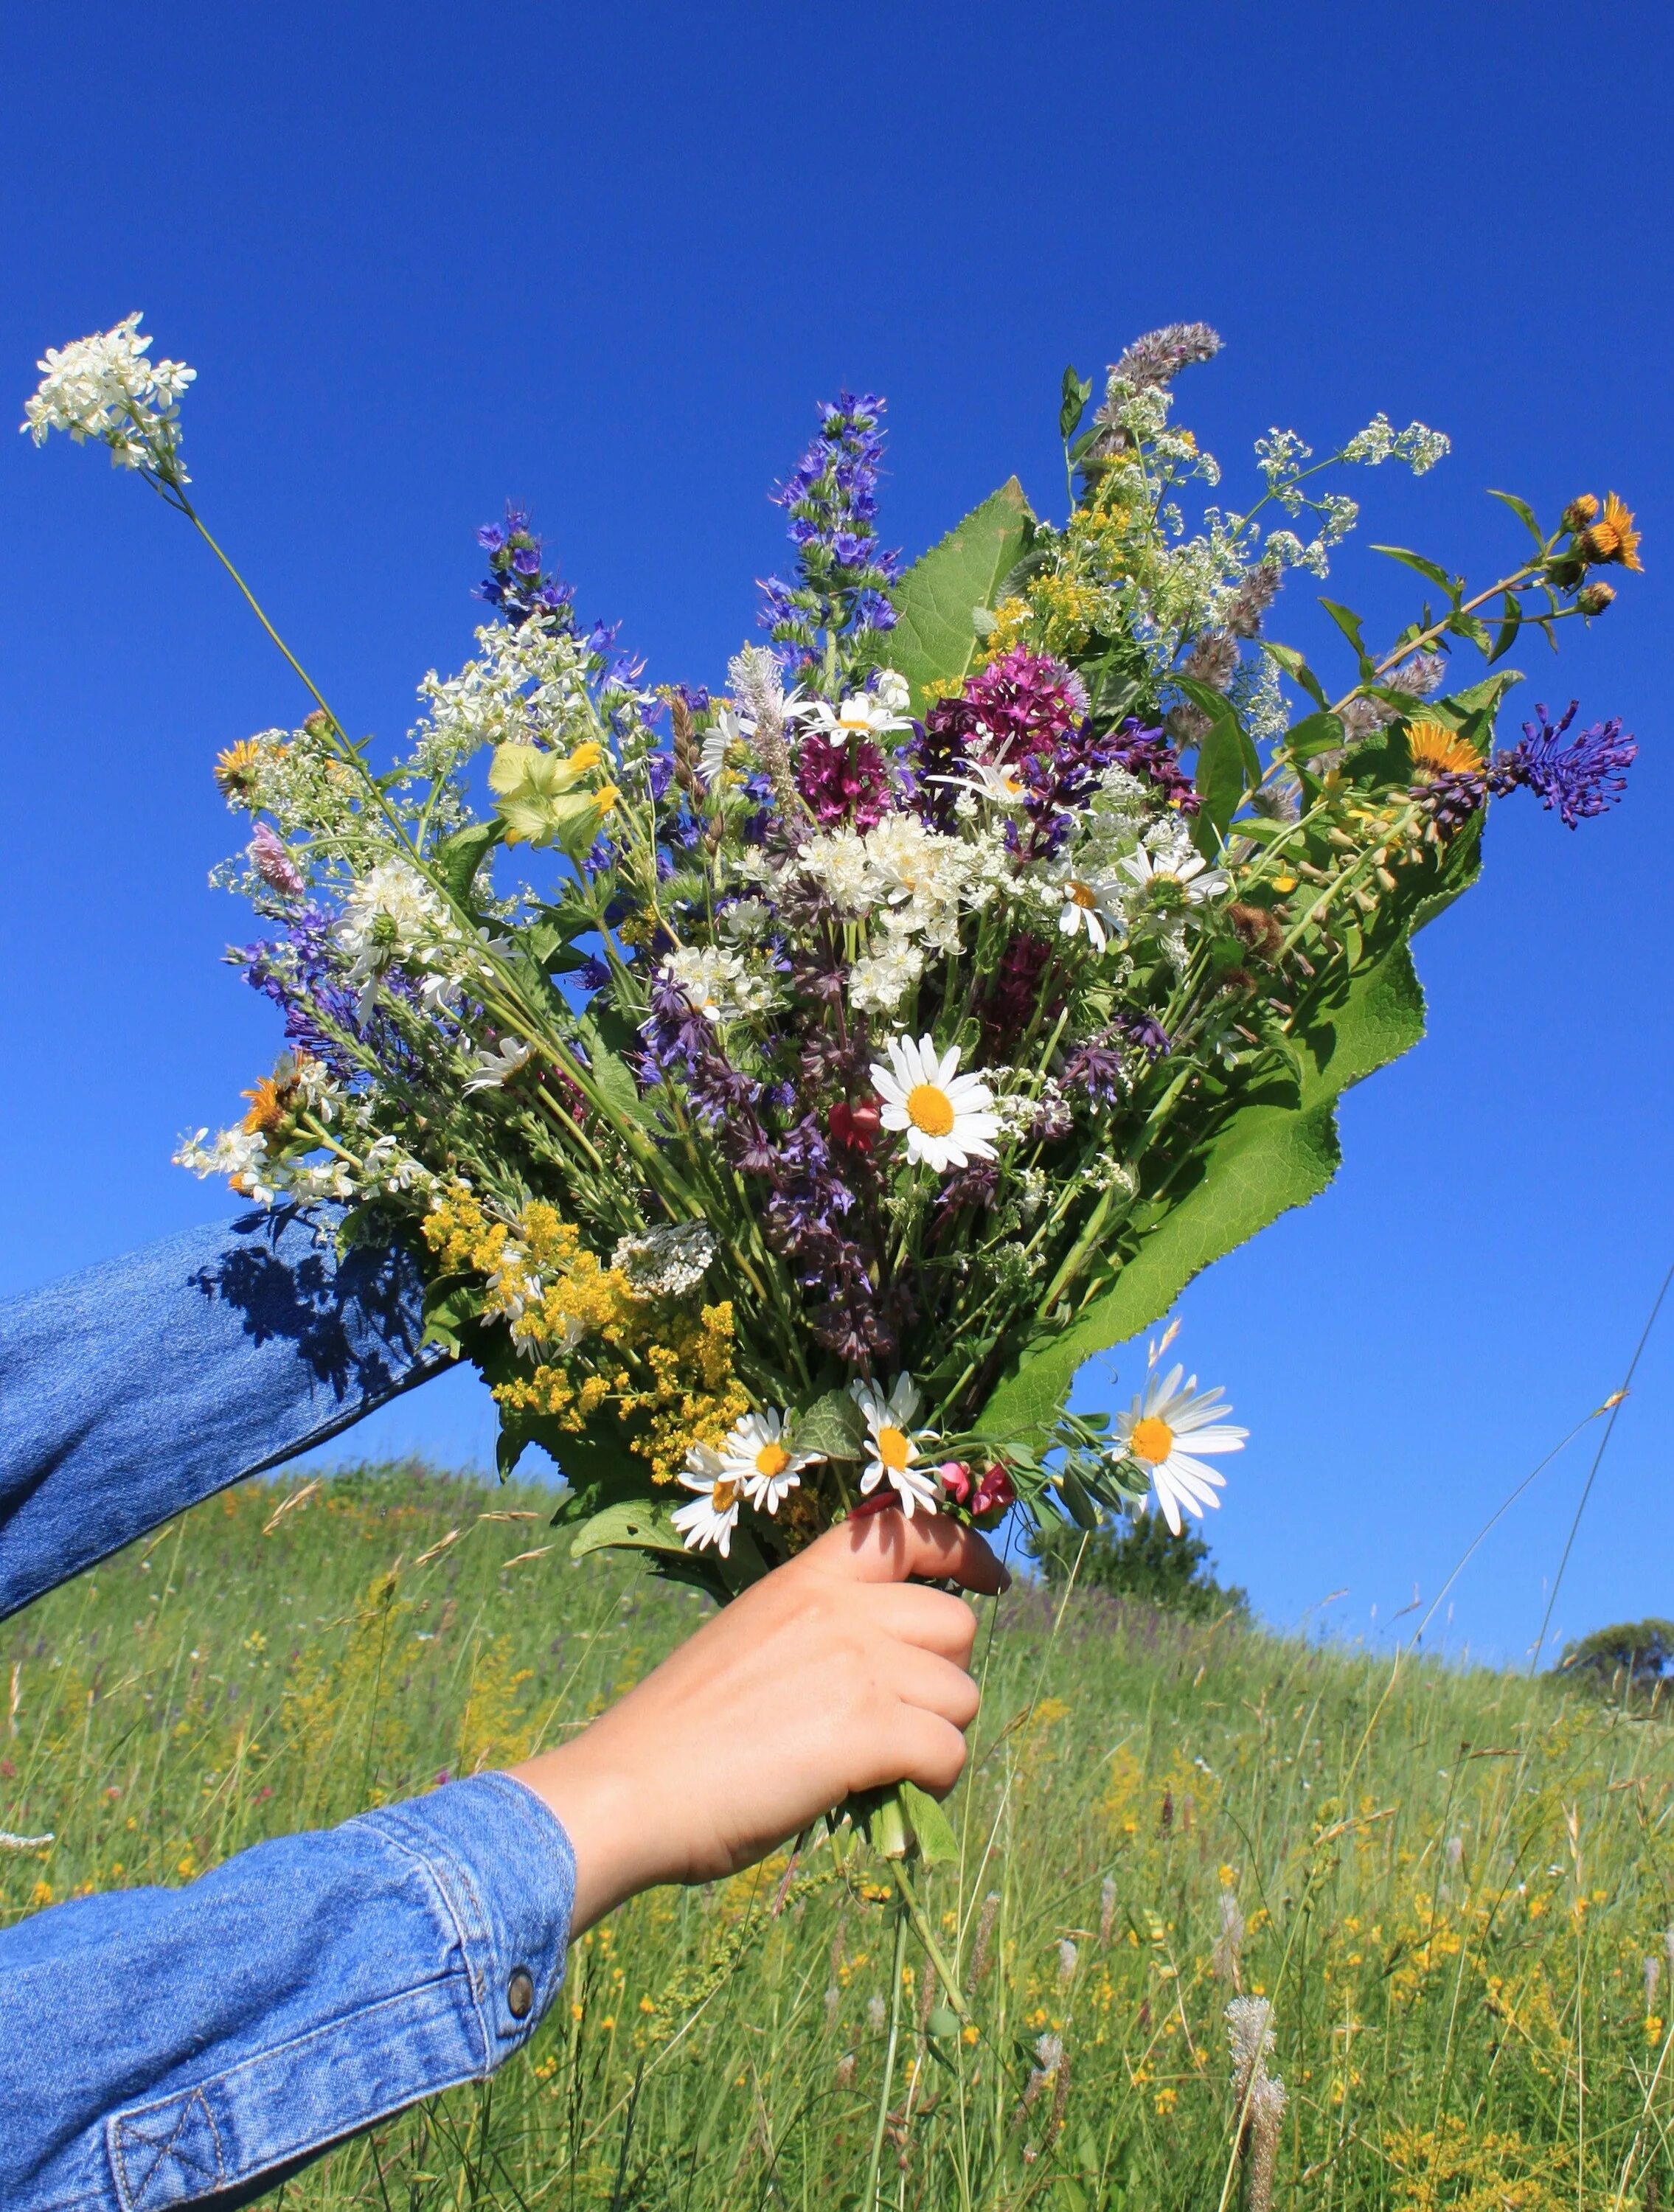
864;1901;910;2211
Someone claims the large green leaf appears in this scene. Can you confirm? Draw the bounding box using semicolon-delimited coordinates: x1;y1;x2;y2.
975;940;1430;1442
886;479;1035;712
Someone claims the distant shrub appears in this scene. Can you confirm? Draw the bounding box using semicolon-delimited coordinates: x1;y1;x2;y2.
1025;1505;1249;1622
1557;1616;1674;1694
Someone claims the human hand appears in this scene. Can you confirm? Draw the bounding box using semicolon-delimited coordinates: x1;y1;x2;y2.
509;1511;1008;1931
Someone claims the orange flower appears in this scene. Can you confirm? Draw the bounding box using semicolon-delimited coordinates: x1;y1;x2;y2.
213;737;264;797
1406;720;1481;779
1581;491;1642;571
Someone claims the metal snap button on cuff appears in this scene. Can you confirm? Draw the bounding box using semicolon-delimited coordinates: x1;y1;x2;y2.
507;1968;535;2020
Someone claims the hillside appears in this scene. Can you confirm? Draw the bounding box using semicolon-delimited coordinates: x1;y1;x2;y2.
4;1466;1670;2211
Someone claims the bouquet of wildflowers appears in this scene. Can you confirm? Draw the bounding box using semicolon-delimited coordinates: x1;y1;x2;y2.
28;316;1642;1632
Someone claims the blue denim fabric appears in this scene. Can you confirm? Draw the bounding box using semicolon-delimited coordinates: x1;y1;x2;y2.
0;1217;580;2208
0;1205;451;1622
0;1773;576;2211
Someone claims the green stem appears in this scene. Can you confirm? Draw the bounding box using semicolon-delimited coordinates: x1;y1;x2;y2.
864;1902;910;2211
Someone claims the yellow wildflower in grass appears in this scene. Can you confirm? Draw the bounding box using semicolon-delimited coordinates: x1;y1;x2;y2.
1384;2118;1566;2212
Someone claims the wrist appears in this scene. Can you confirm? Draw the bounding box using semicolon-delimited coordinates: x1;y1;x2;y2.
508;1735;661;1933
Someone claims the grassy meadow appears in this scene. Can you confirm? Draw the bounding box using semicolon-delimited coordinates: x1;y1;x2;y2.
4;1464;1673;2211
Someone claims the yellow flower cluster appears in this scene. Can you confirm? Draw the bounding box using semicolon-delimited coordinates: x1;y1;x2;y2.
424;1187;746;1482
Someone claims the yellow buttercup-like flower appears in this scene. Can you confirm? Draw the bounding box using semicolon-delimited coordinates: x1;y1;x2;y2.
1406;720;1480;780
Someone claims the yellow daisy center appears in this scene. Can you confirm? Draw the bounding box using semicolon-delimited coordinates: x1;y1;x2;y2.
877;1425;912;1472
1069;880;1098;908
711;1479;738;1513
1130;1416;1175;1464
906;1082;956;1137
754;1441;791;1482
838;704;872;731
1406;720;1479;779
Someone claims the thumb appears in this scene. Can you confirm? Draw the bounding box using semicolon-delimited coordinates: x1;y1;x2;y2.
805;1505;1010;1594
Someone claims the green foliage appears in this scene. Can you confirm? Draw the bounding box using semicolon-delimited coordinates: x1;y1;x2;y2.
884;479;1035;710
1026;1506;1249;1623
1559;1616;1674;1694
8;1467;1674;2212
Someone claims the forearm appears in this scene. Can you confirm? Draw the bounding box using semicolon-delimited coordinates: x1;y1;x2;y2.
0;1773;574;2211
0;1204;448;1621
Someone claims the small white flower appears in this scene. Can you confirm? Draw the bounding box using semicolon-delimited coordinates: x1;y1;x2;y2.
850;1374;940;1516
672;1443;742;1557
699;704;752;788
928;756;1031;807
22;313;195;478
1055;869;1125;950
659;946;774;1025
847;934;924;1014
714;1408;823;1514
1114;1362;1247;1535
872;669;912;717
463;1037;534;1092
1119;843;1229;907
871;1034;999;1173
611;1222;717;1299
793;690;911;744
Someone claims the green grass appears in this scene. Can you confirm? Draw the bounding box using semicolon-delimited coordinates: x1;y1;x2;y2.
4;1464;1673;2211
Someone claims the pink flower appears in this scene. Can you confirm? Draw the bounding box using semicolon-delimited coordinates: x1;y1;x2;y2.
937;1461;973;1504
251;821;305;897
972;1464;1015;1517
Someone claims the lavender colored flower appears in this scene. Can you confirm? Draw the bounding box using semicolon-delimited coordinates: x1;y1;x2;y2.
1491;698;1636;828
917;647;1090;839
1117;1009;1171;1060
1063;1035;1127;1102
475;504;574;629
760;392;900;680
1108;720;1201;815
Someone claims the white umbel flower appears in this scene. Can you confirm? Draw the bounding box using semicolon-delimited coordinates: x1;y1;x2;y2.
715;1408;822;1514
1114;1363;1247;1534
850;1374;940;1516
22;313;195;478
870;1034;999;1173
1119;843;1229;906
1055;869;1125;950
672;1443;742;1557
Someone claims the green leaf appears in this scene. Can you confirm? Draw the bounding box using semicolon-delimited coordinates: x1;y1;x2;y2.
792;1388;867;1461
1057;1467;1100;1529
1058;366;1093;443
577;1012;656;1128
435;821;504;910
1370;544;1456;594
899;1780;959;1868
1489;591;1522;667
1261;641;1330;712
1285;709;1347;762
569;1498;690;1562
419;1273;482;1355
1175;678;1258;849
976;941;1431;1444
1488;488;1548;553
1319;597;1372;676
886;480;1036;712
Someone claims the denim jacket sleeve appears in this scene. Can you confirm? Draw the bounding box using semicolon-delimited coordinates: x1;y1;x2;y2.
0;1204;451;1622
0;1772;577;2212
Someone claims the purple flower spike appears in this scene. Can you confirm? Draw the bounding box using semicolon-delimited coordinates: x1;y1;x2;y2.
1492;699;1637;829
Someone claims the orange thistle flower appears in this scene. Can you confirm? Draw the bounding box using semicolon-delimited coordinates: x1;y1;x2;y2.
1580;492;1642;571
1406;720;1481;780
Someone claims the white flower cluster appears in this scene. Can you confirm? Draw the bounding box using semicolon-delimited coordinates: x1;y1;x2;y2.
611;1222;718;1299
409;617;596;788
21;314;195;480
1341;411;1451;474
336;858;459;1018
660;945;777;1025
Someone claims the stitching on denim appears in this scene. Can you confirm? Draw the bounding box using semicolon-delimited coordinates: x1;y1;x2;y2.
352;1792;502;2057
110;2087;225;2211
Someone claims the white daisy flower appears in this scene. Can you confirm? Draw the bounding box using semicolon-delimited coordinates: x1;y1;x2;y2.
1055;870;1125;951
1114;1363;1247;1535
672;1443;742;1557
715;1408;823;1514
850;1374;940;1517
926;754;1029;807
698;703;752;789
463;1037;535;1092
870;1034;1000;1173
1119;844;1229;907
793;689;912;744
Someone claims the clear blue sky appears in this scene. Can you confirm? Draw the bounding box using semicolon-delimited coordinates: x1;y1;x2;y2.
3;1;1670;1665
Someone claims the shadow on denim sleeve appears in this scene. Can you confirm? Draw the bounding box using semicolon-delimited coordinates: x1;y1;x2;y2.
190;1207;430;1403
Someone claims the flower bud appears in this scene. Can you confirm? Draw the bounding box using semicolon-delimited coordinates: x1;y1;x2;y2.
1577;582;1616;615
1561;493;1600;533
